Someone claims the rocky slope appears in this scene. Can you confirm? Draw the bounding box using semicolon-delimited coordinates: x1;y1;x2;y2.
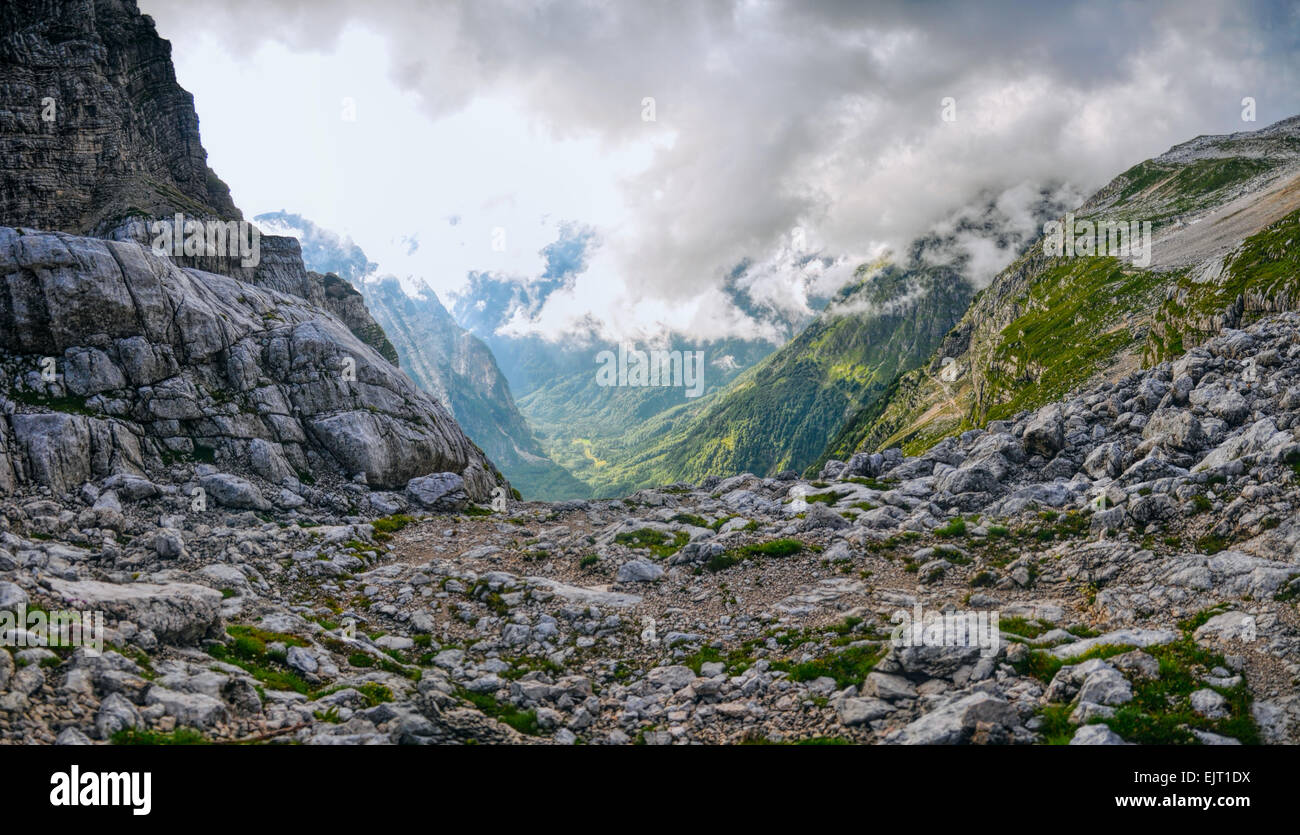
254;212;588;501
0;0;240;234
841;115;1300;459
0;227;504;499
5;311;1297;745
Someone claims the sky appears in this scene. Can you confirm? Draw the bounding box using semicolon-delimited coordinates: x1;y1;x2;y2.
144;0;1300;344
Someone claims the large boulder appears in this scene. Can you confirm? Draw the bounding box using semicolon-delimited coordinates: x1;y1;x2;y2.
45;579;222;645
1023;406;1065;458
405;472;469;510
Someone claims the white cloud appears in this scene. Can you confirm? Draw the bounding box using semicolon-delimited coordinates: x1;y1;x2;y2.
146;0;1300;341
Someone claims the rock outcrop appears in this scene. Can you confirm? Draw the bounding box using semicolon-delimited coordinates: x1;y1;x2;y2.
0;226;504;498
0;0;240;234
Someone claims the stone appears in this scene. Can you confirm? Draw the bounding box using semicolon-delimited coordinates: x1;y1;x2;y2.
1069;724;1129;745
617;559;664;583
839;697;894;725
405;473;469;510
45;579;222;645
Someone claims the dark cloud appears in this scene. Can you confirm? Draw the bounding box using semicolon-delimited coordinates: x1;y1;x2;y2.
148;0;1300;339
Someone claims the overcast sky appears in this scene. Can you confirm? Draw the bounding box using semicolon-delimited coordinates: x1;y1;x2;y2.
145;0;1300;344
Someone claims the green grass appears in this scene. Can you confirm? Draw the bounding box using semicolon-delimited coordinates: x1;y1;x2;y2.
207;625;312;695
680;644;758;676
934;518;967;537
707;538;804;572
999;616;1051;639
613;528;689;559
1149;207;1300;360
456;688;540;736
371;513;416;542
984;257;1165;421
1097;637;1259;745
1036;703;1078;745
1195;533;1228;555
1012;643;1136;684
771;644;885;689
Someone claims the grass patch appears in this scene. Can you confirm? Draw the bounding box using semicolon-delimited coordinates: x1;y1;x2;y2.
614;528;689;559
457;688;540;735
770;644;885;689
707;538;804;572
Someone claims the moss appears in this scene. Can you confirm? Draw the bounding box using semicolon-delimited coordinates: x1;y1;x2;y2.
11;390;96;415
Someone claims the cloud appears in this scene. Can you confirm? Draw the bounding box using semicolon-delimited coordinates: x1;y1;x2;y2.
147;0;1300;342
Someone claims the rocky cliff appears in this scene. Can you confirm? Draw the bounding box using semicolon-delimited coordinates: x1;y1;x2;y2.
0;0;239;233
253;211;587;500
0;226;503;500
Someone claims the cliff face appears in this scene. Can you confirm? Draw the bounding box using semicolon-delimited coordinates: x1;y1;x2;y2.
0;0;508;501
0;0;239;233
0;226;502;499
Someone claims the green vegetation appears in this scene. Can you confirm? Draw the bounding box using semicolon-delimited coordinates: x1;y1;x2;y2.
770;644;885;689
371;513;416;542
934;518;967;537
11;390;95;415
456;688;540;736
523;261;973;496
1149;207;1300;361
613;528;689;559
984;257;1165;421
707;538;804;572
207;625;312;695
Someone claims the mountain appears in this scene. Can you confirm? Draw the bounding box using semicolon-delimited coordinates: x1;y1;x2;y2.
0;0;240;234
451;242;874;494
829;114;1300;463
513;333;776;491
255;211;589;500
0;0;506;502
546;193;1067;496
